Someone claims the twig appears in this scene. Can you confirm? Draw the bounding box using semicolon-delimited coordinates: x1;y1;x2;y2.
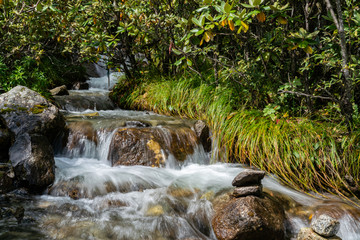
278;90;334;100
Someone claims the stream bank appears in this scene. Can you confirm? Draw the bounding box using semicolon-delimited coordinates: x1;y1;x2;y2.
0;72;359;239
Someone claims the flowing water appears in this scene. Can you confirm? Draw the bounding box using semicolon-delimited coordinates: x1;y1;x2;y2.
1;72;360;240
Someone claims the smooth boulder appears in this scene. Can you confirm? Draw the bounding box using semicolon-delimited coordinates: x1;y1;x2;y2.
0;86;65;140
9;133;55;192
212;195;285;240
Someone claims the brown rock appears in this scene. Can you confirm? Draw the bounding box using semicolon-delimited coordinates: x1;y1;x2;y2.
66;121;98;149
194;120;211;152
297;228;341;240
108;127;198;166
212;195;285;240
108;128;166;167
50;85;69;96
232;169;266;187
233;185;262;197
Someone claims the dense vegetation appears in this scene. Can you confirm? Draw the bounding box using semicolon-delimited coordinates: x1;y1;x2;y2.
1;0;360;201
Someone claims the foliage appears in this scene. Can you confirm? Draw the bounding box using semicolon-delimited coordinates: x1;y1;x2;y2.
125;74;360;203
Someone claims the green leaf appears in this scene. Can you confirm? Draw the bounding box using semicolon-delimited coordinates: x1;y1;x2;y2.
241;3;254;8
186;59;193;66
299;41;308;48
200;15;206;27
195;29;204;36
172;48;182;55
192;17;200;27
224;2;232;14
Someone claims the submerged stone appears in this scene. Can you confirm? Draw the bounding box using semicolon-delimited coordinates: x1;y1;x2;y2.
297;228;341;240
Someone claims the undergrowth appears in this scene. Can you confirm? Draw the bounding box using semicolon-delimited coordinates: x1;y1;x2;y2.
113;74;360;204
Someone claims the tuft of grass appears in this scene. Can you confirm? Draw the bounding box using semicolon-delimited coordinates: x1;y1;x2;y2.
116;74;360;204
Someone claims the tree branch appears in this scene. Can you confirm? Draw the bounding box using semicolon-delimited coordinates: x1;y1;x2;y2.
278;90;334;101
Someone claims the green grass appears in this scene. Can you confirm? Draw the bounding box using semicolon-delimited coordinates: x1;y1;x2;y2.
116;75;360;204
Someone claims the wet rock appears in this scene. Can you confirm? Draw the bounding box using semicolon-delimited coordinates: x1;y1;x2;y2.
146;205;164;216
187;199;214;236
109;128;166;167
54;92;115;111
0;115;14;163
125;120;151;128
296;228;341;240
50;85;69;96
233;185;262;198
66;121;98;153
9;133;55;192
0;86;66;141
0;164;15;193
311;214;340;238
212;195;285;240
13;206;25;223
108;127;198;166
72;82;89;90
194;120;211;152
232;169;266;187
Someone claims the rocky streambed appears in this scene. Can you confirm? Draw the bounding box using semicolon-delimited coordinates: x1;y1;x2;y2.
0;74;360;240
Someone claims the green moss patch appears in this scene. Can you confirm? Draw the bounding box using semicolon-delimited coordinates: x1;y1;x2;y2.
30;104;47;114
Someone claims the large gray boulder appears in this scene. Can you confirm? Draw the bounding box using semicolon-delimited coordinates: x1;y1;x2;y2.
9;133;55;192
212;195;285;240
0;86;65;192
0;86;65;140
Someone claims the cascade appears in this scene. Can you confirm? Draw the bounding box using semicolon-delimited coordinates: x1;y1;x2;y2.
1;71;360;240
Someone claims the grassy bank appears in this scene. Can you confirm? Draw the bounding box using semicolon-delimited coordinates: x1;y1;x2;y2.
111;75;360;203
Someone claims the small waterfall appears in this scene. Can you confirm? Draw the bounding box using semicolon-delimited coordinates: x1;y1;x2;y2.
3;70;360;240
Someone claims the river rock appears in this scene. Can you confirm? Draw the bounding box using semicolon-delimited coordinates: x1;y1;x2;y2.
72;82;89;90
108;127;198;166
232;169;266;187
50;85;69;96
212;195;285;240
0;115;13;163
233;185;262;198
0;163;15;193
109;128;166;167
311;214;340;238
0;86;66;141
194;120;211;152
9;133;55;192
297;228;341;240
65;121;98;154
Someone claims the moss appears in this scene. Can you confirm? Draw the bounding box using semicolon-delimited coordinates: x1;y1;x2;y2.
17;107;27;111
0;108;16;114
30;104;47;114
